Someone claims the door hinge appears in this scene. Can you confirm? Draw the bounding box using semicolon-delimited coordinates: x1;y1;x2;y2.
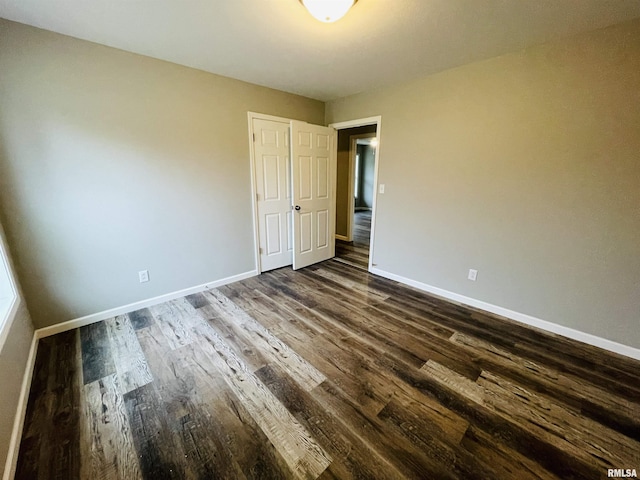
253;133;256;142
259;247;263;254
256;193;260;201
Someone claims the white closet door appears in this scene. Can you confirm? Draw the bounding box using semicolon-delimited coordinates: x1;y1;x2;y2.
253;118;293;271
290;120;336;270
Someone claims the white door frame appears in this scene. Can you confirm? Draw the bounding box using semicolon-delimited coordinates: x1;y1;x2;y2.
347;133;377;242
329;116;382;273
247;111;296;274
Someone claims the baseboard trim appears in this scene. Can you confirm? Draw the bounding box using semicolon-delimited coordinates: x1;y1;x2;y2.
3;333;38;480
36;270;258;339
335;234;349;241
370;267;640;361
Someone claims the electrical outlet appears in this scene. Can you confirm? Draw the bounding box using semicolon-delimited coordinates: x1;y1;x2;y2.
379;184;385;194
467;269;478;281
139;270;150;283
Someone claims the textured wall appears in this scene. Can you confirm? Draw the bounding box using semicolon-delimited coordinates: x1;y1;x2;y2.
0;20;324;328
326;19;640;348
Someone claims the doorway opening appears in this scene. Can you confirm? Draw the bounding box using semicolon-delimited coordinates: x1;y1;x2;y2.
329;117;381;271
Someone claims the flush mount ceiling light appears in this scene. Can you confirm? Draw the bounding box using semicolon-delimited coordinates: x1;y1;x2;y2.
300;0;357;23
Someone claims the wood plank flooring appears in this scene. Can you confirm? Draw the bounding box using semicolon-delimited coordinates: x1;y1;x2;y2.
336;210;371;269
16;259;640;479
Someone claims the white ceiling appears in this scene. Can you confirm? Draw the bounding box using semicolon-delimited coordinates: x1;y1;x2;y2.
2;1;640;101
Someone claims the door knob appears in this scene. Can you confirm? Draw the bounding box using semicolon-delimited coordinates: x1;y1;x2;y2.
295;205;301;211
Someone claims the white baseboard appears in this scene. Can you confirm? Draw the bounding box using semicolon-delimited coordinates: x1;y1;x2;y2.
370;267;640;361
3;333;38;480
37;270;258;339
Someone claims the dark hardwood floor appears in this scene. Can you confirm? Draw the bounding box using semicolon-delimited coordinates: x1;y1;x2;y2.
16;259;640;479
336;210;371;270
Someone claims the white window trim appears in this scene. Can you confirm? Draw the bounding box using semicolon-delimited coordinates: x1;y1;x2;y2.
0;227;19;352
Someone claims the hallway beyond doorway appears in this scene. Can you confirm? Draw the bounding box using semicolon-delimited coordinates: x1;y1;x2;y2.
335;210;371;270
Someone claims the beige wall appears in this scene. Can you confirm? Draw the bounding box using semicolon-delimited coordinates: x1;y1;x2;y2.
0;20;324;328
335;125;376;237
326;19;640;349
